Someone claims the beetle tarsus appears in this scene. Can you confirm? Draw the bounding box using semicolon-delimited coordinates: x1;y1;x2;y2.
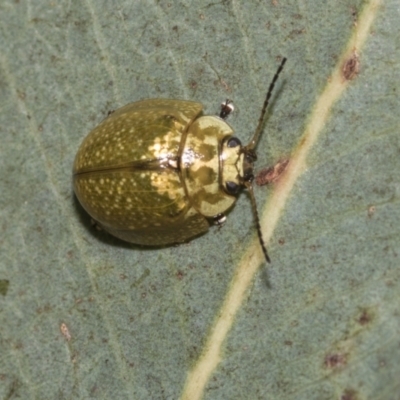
220;99;234;119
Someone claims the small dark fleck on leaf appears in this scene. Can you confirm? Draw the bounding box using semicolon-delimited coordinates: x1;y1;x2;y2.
357;309;373;325
324;352;347;369
0;279;10;296
341;388;359;400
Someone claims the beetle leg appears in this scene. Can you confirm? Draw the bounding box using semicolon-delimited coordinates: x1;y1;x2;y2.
219;100;234;119
213;213;227;226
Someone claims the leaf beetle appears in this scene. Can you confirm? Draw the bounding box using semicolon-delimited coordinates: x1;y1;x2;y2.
73;58;286;263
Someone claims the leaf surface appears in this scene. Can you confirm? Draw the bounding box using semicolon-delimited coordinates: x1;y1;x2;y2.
0;1;399;399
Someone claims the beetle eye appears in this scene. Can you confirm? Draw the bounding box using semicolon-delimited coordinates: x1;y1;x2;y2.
225;181;241;195
227;137;241;148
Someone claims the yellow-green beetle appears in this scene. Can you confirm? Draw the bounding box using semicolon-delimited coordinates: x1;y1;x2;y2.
73;58;286;263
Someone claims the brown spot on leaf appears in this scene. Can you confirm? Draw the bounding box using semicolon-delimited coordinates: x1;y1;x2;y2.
357;308;373;325
324;352;348;369
60;322;72;341
255;159;289;186
0;279;10;296
367;205;376;217
341;388;359;400
342;51;360;81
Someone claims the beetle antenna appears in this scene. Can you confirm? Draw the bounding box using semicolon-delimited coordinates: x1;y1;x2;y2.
245;181;271;263
246;57;287;151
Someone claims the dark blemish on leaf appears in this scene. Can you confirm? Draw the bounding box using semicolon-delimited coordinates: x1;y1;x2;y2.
255;159;289;186
357;308;373;325
342;51;360;81
0;279;10;296
341;388;359;400
284;340;292;346
4;378;21;400
324;352;348;369
350;7;358;26
176;270;184;280
278;238;285;245
288;28;306;40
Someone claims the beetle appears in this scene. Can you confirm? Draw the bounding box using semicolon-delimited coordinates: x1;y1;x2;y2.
73;58;286;263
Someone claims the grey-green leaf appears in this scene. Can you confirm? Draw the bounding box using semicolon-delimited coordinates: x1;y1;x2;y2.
1;1;399;399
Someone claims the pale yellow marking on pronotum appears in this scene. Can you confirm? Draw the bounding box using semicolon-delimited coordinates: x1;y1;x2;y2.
181;1;382;398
